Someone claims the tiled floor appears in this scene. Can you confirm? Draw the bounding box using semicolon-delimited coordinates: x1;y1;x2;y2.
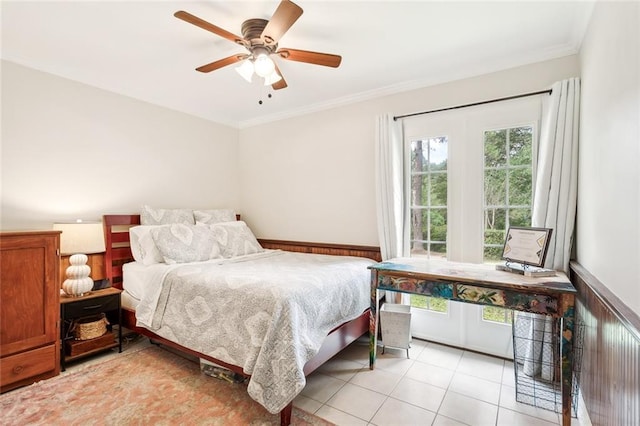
65;333;592;426
293;337;592;426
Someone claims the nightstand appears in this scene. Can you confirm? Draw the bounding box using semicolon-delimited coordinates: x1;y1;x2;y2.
60;287;122;370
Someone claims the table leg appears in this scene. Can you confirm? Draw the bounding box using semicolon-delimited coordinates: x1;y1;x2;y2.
560;295;576;426
369;271;378;370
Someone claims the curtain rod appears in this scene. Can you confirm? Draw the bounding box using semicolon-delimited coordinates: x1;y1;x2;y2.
393;89;552;121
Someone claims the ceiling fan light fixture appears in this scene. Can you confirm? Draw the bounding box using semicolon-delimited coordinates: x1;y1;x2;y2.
263;70;282;86
253;53;275;78
235;60;254;83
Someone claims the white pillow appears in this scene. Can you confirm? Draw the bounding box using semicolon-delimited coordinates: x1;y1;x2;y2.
151;224;220;264
209;221;263;258
141;205;194;226
194;209;236;225
129;225;168;265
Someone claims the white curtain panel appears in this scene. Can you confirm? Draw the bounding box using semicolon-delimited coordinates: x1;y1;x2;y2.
375;114;409;304
516;78;580;381
375;113;405;261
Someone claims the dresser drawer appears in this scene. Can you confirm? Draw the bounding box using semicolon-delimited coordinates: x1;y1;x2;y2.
62;294;120;318
1;344;57;387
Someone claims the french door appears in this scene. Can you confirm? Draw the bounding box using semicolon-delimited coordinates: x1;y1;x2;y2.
402;96;541;358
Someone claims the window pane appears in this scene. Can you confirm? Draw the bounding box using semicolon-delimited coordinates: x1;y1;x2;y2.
411;208;428;240
429;297;448;312
509;168;532;205
410;241;429;255
411;140;429;172
429;243;447;258
411;174;428;206
410;294;448;312
509;208;531;227
484;130;507;167
484;227;505;246
485;207;506;232
430;209;447;242
485;169;506;205
430;137;448;171
484;246;503;262
430;173;447;206
509;127;533;166
483;306;513;323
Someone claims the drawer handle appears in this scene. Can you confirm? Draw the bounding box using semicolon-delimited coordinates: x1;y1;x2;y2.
13;365;24;375
83;304;103;310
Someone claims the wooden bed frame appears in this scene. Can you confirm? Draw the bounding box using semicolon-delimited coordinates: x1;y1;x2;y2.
102;214;381;425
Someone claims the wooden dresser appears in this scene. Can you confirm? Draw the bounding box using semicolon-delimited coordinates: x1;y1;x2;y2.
1;230;61;393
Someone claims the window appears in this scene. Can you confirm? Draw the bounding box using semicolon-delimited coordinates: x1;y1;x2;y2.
483;125;533;323
409;137;448;258
409;137;449;313
483;126;533;261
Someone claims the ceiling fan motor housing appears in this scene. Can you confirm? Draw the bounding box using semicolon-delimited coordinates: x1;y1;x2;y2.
241;19;277;54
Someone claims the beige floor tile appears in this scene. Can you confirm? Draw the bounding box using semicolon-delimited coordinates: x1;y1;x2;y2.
317;357;367;382
325;382;387;422
370;397;437;426
390;376;447;412
418;342;464;370
499;384;560;424
432;414;470;426
348;366;402;395
456;350;506;383
338;340;371;366
449;372;502;405
293;394;323;414
497;407;559;425
405;359;455;389
301;372;347;403
438;391;499;425
502;361;516;386
314;405;369;426
374;353;415;376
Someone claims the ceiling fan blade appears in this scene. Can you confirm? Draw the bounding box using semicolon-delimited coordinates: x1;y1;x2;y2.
261;0;303;46
175;11;244;45
276;48;342;68
272;64;288;90
196;55;246;73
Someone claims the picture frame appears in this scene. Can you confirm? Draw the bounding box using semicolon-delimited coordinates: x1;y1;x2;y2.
501;226;553;268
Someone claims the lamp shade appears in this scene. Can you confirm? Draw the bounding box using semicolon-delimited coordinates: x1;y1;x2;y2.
53;222;106;255
235;60;254;83
264;71;282;86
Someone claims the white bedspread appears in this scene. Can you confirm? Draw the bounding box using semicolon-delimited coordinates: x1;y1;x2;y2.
133;250;372;413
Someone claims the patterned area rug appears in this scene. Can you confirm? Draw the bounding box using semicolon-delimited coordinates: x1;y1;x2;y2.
1;345;332;425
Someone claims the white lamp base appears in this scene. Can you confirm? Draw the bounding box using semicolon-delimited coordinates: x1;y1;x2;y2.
62;253;94;297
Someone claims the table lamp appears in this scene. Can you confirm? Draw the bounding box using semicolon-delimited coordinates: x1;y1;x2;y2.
53;221;106;297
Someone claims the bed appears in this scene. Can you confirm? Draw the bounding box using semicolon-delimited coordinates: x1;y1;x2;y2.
103;213;381;425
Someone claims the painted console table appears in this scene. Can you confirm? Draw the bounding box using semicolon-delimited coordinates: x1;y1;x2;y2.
368;258;577;426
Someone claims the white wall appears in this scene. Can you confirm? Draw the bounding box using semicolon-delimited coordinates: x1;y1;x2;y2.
578;2;640;314
239;56;579;246
1;61;240;230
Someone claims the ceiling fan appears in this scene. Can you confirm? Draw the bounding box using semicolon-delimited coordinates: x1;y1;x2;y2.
175;0;342;90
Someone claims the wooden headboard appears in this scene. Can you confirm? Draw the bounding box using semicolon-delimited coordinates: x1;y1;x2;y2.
102;214;382;289
103;215;140;289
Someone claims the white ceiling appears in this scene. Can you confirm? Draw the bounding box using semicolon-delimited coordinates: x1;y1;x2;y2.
1;1;594;128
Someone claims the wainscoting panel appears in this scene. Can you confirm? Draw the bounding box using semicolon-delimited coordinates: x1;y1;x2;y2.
570;261;640;426
257;239;382;261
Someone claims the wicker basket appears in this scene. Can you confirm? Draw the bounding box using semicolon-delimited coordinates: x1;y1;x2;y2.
71;313;109;340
